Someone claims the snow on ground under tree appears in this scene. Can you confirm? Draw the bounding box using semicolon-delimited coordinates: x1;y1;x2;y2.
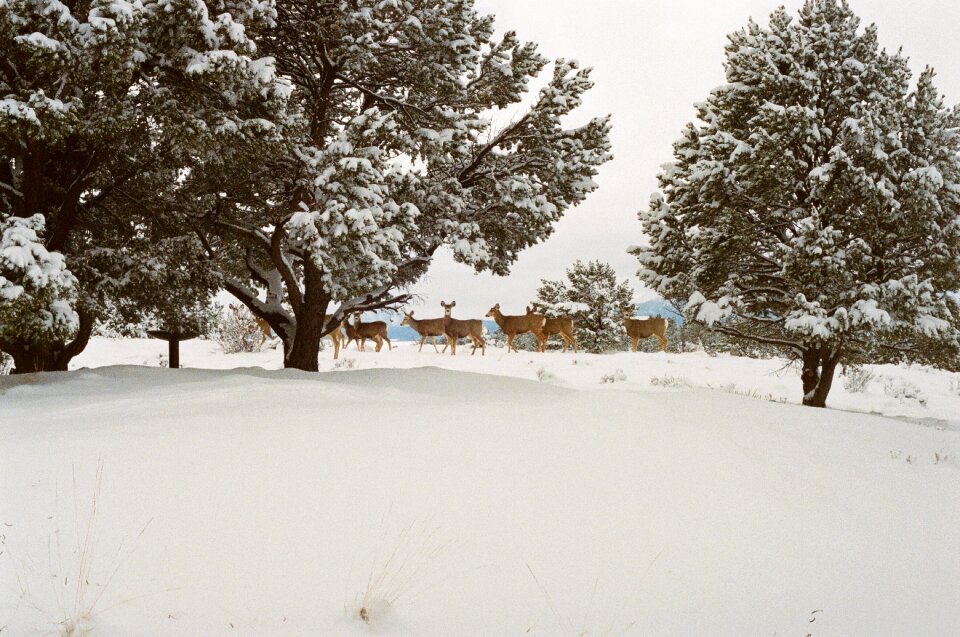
1;338;958;636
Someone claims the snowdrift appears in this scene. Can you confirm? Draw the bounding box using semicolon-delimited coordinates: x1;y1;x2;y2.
2;358;958;635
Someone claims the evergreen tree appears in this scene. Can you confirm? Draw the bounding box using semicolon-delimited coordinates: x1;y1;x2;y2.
634;0;960;407
201;0;613;370
0;215;78;356
534;260;633;353
0;0;290;371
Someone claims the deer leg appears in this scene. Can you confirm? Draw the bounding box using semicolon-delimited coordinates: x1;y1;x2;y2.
431;336;440;354
374;336;383;352
631;336;639;352
418;336;425;352
450;337;457;356
384;337;392;351
507;334;515;353
658;335;668;352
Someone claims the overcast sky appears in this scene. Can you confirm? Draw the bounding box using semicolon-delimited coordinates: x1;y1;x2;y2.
406;0;960;320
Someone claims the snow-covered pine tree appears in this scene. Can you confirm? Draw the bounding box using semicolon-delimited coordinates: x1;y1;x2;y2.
534;260;634;353
0;215;78;363
203;0;613;371
633;0;960;407
0;0;290;371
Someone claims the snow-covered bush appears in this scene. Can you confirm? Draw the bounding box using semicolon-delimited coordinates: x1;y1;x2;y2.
601;369;628;384
649;375;691;389
535;367;563;384
214;305;266;354
635;0;960;407
842;366;877;394
332;357;357;370
881;376;928;407
534;260;634;353
0;215;78;345
0;351;11;375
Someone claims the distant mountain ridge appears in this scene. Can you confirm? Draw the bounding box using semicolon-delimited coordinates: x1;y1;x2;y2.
632;298;683;324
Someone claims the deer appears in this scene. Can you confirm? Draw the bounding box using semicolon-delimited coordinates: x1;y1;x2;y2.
440;301;485;356
400;310;445;353
327;321;346;359
486;303;546;353
623;308;669;352
347;312;392;352
526;305;577;353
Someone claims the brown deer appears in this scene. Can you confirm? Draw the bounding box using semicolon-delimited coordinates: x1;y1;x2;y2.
342;317;363;352
623;308;669;352
526;305;577;353
327;322;346;359
400;310;445;353
440;301;485;356
486;303;546;353
349;312;392;352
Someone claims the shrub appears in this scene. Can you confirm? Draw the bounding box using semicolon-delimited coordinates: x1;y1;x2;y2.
600;369;628;383
842;365;876;393
649;374;691;388
880;376;928;407
214;305;266;354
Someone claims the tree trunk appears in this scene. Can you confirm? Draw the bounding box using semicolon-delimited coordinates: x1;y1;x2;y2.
800;344;842;408
284;313;323;371
4;307;94;373
283;261;330;372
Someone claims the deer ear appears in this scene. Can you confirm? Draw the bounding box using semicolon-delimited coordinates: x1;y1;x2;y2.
452;301;457;307
409;310;414;316
440;301;445;307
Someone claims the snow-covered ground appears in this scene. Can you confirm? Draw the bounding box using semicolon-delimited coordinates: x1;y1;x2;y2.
1;338;958;636
71;336;960;429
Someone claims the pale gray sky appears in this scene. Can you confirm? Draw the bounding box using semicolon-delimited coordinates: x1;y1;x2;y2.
410;0;960;320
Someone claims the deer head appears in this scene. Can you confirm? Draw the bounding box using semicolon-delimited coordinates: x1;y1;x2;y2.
440;300;456;317
400;311;415;327
485;303;501;318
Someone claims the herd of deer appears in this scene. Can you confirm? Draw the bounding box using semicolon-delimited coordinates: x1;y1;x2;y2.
237;302;669;359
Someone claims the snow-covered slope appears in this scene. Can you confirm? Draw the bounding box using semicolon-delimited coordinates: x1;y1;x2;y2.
70;337;960;428
1;341;958;636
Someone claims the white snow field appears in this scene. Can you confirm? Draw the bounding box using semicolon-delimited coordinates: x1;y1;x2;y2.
1;338;958;636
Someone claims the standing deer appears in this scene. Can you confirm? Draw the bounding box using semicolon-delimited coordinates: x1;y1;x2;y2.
342;317;363;352
327;322;346;359
623;308;669;352
486;303;546;353
400;310;445;353
440;301;485;356
526;305;577;352
348;312;392;352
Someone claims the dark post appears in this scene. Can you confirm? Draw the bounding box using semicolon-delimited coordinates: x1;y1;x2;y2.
146;330;199;369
